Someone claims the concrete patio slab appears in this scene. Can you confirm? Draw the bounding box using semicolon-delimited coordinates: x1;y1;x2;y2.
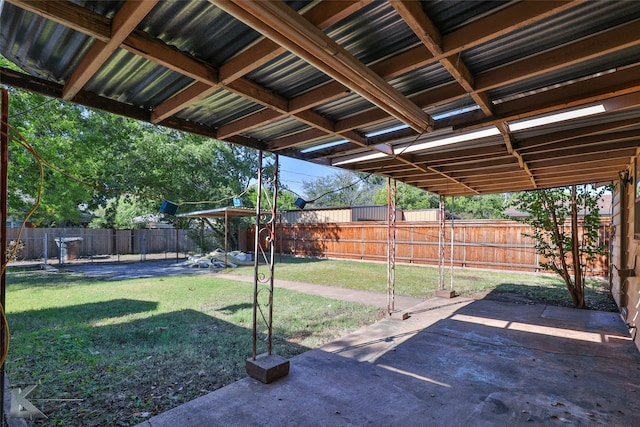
136;298;640;427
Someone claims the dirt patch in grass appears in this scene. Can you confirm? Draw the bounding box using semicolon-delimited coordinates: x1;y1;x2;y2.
463;281;618;312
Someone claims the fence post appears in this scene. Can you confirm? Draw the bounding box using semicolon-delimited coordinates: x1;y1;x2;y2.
43;232;48;264
463;227;466;268
175;226;179;263
410;224;414;262
323;224;327;257
535;237;540;273
141;231;147;261
58;231;62;265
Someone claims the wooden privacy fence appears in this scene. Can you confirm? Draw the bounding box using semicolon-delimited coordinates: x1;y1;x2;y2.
249;220;610;276
5;228;197;262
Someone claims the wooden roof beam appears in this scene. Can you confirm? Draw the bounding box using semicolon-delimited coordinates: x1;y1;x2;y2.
7;0;111;41
219;0;373;84
213;0;433;134
391;1;493;116
526;148;637;168
495;123;537;188
523;144;639;163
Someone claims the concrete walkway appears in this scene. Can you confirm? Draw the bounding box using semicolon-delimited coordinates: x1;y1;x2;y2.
137;294;640;426
214;273;423;312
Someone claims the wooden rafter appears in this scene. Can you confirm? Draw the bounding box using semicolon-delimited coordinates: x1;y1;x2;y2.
62;1;158;100
212;0;434;134
391;0;493;116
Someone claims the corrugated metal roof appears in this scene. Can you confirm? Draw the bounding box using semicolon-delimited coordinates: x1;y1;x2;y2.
248;53;331;99
464;2;640;74
179;89;262;127
143;1;259;66
489;46;640;103
1;4;92;82
326;1;417;65
244;116;309;142
424;1;517;35
2;0;640;197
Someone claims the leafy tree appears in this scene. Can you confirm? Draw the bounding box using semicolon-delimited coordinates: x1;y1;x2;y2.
509;185;608;308
89;195;157;229
372;181;438;209
372;182;506;218
448;194;507;219
301;171;383;207
5;74;259;230
276;187;300;210
8;91;98;225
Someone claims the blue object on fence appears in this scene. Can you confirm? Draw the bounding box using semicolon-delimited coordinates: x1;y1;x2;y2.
160;200;179;215
233;198;243;207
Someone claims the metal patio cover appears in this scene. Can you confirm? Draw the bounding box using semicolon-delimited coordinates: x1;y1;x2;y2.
1;0;640;196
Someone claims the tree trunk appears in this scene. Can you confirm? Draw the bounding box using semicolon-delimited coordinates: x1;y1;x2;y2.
542;191;577;303
570;185;586;308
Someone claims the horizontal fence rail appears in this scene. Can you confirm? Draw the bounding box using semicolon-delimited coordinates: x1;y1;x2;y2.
249;220;610;276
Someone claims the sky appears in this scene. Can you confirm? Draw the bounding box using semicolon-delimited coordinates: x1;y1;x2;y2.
278;156;341;198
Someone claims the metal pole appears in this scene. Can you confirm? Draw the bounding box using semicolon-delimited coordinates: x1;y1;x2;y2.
224;209;229;266
1;87;9;427
438;195;445;290
387;177;396;315
251;150;263;360
450;197;455;291
267;154;279;355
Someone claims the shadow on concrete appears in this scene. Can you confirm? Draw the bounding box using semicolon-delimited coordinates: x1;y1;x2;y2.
137;297;640;427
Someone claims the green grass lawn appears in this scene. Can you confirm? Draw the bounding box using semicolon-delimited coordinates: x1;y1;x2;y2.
4;269;380;426
226;255;616;310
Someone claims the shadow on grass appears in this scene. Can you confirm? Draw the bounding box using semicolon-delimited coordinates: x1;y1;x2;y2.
217;302;253;314
8;298;159;327
6;270;110;290
7;304;311;426
275;255;328;265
